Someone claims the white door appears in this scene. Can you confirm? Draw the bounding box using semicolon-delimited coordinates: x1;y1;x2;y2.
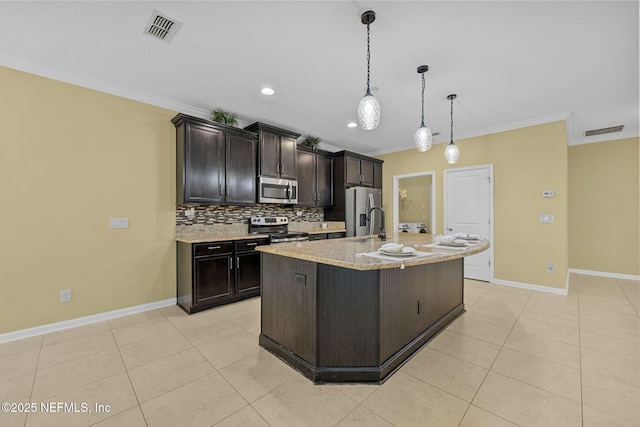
444;166;493;281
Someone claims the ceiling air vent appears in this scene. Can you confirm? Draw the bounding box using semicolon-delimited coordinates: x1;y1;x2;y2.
584;125;624;137
143;10;181;43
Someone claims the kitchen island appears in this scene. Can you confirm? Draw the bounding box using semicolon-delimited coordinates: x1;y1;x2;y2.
256;233;490;383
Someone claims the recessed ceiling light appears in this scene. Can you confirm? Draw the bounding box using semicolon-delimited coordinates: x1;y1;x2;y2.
347;122;358;128
261;87;275;95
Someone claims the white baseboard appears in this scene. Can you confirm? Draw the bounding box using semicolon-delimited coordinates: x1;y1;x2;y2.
0;298;177;344
568;268;640;282
492;278;569;295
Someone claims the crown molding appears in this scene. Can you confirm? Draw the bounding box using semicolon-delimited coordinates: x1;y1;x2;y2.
0;53;210;119
437;111;572;145
370;111;573;156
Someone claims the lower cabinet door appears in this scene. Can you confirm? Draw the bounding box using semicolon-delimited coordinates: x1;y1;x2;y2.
194;255;233;304
236;251;261;293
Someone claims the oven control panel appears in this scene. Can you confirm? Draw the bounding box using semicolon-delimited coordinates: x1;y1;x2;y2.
250;217;288;225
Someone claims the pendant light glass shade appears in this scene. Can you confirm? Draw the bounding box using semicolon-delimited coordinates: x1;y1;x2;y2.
359;89;381;130
445;93;459;164
415;65;432;151
415;126;433;152
358;11;380;130
444;142;460;164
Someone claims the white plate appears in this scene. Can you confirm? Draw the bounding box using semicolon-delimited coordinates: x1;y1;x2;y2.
437;241;467;247
378;249;417;257
455;236;480;241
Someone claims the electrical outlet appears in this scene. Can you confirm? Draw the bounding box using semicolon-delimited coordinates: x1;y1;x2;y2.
109;217;129;228
547;263;555;273
542;190;555;198
60;289;72;302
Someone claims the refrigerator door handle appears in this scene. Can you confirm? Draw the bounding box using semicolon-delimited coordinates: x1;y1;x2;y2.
368;193;376;235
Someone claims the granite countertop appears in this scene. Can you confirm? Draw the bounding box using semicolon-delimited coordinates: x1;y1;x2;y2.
175;222;346;244
256;233;490;271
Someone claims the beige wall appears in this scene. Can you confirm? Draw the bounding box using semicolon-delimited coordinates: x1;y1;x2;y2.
568;137;639;275
0;67;177;334
378;121;569;289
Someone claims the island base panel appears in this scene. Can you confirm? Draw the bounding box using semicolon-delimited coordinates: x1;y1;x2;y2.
260;253;464;383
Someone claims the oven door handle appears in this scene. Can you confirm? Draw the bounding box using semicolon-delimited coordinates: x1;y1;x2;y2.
286;181;292;200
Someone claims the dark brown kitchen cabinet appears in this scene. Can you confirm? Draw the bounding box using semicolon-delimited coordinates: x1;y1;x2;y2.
245;122;300;180
173;114;257;205
177;237;269;314
324;151;383;222
296;148;333;207
194;253;233;304
235;239;268;294
345;155;375;187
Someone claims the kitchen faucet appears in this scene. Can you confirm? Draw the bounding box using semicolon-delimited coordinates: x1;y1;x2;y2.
368;206;386;241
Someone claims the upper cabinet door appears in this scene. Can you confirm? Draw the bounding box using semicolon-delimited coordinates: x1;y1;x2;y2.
296;150;316;206
359;159;374;187
259;131;281;178
279;136;298;179
226;133;257;205
245;123;301;180
316;154;333;207
182;123;225;204
174;114;258;206
345;156;362;187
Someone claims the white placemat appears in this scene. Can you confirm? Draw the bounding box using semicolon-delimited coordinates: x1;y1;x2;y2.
420;243;472;250
356;250;435;261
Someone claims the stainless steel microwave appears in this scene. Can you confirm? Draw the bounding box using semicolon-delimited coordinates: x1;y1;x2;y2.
258;176;298;204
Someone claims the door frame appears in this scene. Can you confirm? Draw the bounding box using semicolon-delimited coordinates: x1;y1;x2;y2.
444;164;495;282
393;171;436;236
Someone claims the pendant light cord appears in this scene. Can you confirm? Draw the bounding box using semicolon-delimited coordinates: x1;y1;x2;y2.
366;23;371;91
450;97;454;143
421;73;426;126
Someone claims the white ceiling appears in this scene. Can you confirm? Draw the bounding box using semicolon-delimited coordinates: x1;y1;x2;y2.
1;1;637;155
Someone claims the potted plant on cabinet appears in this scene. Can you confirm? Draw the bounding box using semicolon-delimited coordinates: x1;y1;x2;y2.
211;109;238;127
298;135;321;151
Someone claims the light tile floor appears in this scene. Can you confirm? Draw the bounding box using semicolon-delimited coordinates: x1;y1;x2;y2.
1;273;638;426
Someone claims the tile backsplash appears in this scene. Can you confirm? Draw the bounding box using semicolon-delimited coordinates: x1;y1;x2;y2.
176;204;324;226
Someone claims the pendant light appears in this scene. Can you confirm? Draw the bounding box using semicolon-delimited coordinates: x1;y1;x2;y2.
357;10;380;130
415;65;433;152
444;94;460;164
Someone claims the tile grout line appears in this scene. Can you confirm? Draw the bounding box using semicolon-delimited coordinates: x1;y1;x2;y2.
170;305;281;425
576;273;584;427
107;324;150;427
459;285;534;426
616;277;640;318
25;334;44;427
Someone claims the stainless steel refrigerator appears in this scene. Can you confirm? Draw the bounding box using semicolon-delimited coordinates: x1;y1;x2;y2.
345;187;382;237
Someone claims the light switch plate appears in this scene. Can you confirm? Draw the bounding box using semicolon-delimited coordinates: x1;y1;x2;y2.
109;217;129;228
539;215;554;224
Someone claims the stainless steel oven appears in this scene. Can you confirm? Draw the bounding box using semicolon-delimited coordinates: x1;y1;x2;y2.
258;176;298;204
249;217;309;243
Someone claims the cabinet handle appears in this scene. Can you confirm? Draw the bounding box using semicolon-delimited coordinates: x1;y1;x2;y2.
280;164;284;174
236;256;240;269
277;164;280;173
207;246;221;250
225;185;229;196
246;242;258;246
228;257;233;270
219;185;223;196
